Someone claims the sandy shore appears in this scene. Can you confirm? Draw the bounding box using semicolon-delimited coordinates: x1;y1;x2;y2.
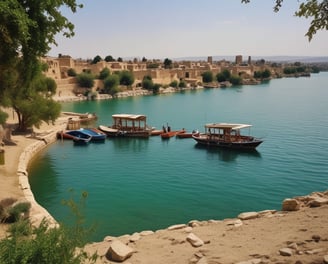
1;106;328;263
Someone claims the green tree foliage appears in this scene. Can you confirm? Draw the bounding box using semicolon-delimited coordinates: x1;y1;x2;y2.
77;73;95;88
229;75;242;85
178;80;187;88
67;68;77;77
254;69;271;79
142;76;154;90
118;71;135;86
103;75;120;96
0;191;97;264
170;80;178;88
4;61;61;131
104;55;115;62
241;0;328;41
201;71;214;83
216;69;231;82
147;63;160;69
91;55;102;64
163;58;173;69
98;67;110;80
0;0;82;127
117;57;123;62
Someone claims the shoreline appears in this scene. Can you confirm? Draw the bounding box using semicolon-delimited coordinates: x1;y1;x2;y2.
1;96;328;263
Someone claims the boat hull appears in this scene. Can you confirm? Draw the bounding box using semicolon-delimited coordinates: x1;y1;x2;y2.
192;134;263;150
98;125;151;138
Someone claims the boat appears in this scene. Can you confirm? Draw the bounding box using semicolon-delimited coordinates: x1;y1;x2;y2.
80;128;106;142
73;134;91;145
160;128;186;139
98;114;153;138
192;123;263;150
176;129;199;138
57;129;92;145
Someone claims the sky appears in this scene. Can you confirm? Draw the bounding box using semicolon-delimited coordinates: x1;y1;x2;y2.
48;0;328;60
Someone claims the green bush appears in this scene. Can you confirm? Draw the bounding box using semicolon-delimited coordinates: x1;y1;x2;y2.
67;68;77;77
76;73;95;88
0;191;97;264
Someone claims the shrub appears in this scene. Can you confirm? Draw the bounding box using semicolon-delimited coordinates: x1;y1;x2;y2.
76;73;95;88
0;191;97;264
67;68;77;77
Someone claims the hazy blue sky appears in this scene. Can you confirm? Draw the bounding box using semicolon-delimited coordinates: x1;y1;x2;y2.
49;0;328;59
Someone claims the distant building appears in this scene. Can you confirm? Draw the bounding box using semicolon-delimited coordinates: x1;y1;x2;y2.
235;55;242;65
207;56;213;64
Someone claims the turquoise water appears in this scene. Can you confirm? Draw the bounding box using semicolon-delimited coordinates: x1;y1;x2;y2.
29;73;328;241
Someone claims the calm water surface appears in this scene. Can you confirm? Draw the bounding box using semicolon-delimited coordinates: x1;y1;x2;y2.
29;73;328;241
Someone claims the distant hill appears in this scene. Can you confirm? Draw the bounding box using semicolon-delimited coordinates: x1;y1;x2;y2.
174;55;328;63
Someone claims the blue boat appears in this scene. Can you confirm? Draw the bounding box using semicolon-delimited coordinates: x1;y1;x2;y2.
80;128;107;142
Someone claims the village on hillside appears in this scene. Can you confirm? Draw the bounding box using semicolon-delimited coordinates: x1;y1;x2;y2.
43;54;322;100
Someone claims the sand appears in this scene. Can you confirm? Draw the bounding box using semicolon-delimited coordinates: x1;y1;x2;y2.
1;107;328;264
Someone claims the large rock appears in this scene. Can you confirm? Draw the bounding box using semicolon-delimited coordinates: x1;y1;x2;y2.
186;233;204;247
238;212;259;220
106;240;134;262
282;198;300;211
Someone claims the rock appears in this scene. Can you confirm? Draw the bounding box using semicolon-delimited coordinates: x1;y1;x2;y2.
308;197;328;207
186;233;204;247
323;255;328;264
282;198;300;211
129;232;140;242
226;218;243;227
106;240;134;262
140;230;154;236
238;212;259;220
279;247;293;256
168;224;187;230
312;234;321;242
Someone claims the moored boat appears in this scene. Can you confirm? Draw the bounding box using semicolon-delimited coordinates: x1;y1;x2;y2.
161;129;185;139
192;123;263;150
80;128;106;141
176;130;199;138
99;114;153;138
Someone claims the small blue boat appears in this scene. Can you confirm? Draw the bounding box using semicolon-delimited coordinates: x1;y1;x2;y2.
80;128;107;142
66;130;92;145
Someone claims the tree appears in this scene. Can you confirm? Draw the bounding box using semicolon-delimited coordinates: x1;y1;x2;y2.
119;71;135;87
163;58;173;69
67;68;77;77
76;73;95;88
91;55;102;64
170;80;178;88
117;57;123;62
104;55;115;62
217;69;231;82
241;0;328;41
98;67;110;80
201;71;214;83
103;75;120;96
142;76;154;90
0;0;82;129
229;75;242;85
4;61;61;131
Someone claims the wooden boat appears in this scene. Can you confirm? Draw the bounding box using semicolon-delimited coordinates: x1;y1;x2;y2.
99;114;153;138
192;123;263;150
57;129;92;145
150;129;163;136
57;128;105;142
160;129;185;139
73;134;91;145
80;128;106;141
176;130;199;138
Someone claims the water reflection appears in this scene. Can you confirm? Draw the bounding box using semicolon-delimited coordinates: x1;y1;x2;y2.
194;143;262;162
109;137;149;152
